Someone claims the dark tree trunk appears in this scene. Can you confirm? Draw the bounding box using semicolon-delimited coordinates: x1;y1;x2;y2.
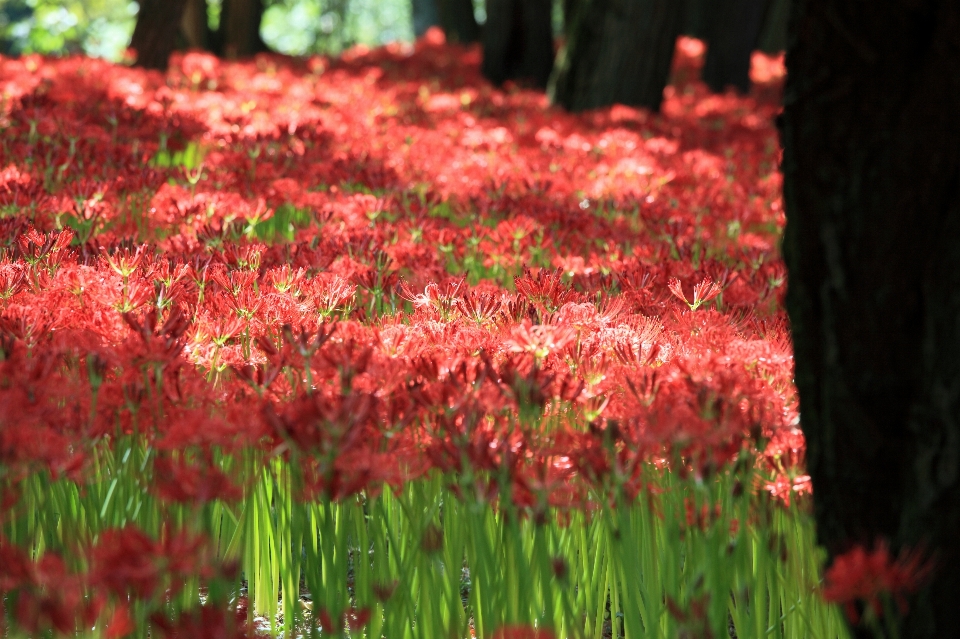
482;0;554;88
218;0;268;58
180;0;211;50
780;1;960;637
701;0;770;94
130;0;190;69
682;0;712;41
550;0;684;112
412;0;441;38
437;0;481;43
756;0;789;53
562;0;582;40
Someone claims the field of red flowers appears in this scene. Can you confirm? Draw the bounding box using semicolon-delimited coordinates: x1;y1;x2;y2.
0;34;846;639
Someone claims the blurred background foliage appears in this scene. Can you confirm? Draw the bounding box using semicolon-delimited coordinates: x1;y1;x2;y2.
0;0;139;59
0;0;787;61
0;0;436;58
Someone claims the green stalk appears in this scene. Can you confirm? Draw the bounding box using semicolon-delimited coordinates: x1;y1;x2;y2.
593;532;608;639
277;466;304;637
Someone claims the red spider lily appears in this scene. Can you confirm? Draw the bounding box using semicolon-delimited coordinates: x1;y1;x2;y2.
263;387;390;499
456;288;504;326
302;274;357;317
822;540;934;624
0;540;98;636
15;228;72;264
504;320;577;364
515;268;577;315
177;51;222;90
0;36;800;635
263;264;306;294
90;526;234;610
0;302;59;348
104;604;135;639
665;593;713;639
397;278;464;319
763;473;812;507
104;246;147;278
490;624;556;639
150;603;253;639
0;261;27;303
91;527;167;600
121;306;190;365
152;453;242;504
316;607;373;636
668;277;722;311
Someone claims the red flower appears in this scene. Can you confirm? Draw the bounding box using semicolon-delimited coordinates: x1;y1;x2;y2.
152;453;242;504
822;540;933;623
91;526;214;602
490;624;556;639
668;277;722;311
92;528;163;600
150;603;253;639
105;604;134;639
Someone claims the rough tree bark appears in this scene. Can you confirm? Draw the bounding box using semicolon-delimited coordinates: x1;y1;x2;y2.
130;0;190;69
482;0;554;88
218;0;268;58
437;0;480;43
780;0;960;637
550;0;684;112
701;0;770;94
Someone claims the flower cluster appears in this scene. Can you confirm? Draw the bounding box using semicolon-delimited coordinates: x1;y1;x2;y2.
0;35;791;484
0;34;799;634
0;526;246;638
822;541;933;624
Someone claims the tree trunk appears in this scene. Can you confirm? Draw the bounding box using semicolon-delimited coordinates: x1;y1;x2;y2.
482;0;554;88
562;0;579;38
130;0;190;69
437;0;480;43
682;0;713;41
218;0;267;59
756;0;789;53
180;0;211;50
701;0;770;94
412;0;441;38
780;1;960;637
550;0;684;112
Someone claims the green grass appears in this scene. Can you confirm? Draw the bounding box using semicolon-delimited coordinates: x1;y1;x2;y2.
4;434;849;639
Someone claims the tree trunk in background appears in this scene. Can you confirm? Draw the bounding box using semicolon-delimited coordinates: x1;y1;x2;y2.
562;0;582;40
683;0;789;56
550;0;684;112
130;0;190;69
437;0;480;43
482;0;554;88
702;0;770;94
180;0;211;50
682;0;713;41
756;0;789;53
412;0;441;38
219;0;267;58
780;0;960;636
